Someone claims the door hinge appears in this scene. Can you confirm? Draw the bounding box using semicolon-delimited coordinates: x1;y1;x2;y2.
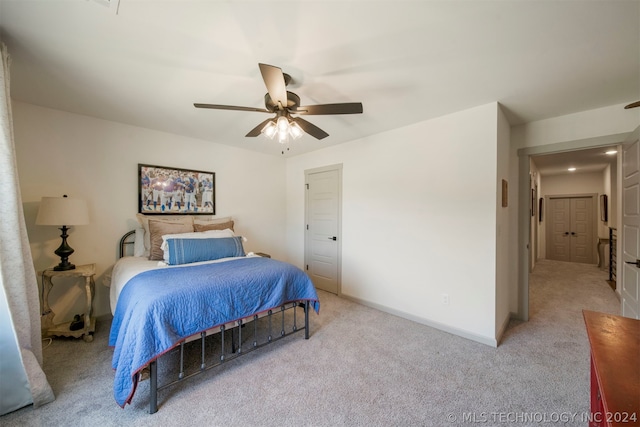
306;224;309;230
306;265;309;271
306;183;309;190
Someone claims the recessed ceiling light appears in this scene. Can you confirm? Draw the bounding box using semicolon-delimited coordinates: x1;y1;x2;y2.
605;150;617;155
568;167;576;172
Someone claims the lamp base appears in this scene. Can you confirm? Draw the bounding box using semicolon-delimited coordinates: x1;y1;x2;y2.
53;225;76;271
53;262;76;271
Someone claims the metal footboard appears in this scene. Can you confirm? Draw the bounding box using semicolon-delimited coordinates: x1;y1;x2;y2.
148;300;310;414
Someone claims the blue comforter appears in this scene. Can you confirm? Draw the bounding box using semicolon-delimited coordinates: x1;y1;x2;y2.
109;256;320;407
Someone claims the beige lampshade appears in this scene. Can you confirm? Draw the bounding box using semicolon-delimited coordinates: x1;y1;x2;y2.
36;196;89;226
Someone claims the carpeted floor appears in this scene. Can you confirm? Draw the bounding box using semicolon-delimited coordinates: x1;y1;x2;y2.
1;259;620;426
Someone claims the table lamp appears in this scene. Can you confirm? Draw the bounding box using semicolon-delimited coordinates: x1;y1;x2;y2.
36;195;89;271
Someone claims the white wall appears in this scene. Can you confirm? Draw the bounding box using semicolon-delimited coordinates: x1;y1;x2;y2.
286;103;502;345
512;103;638;150
13;102;287;320
495;105;511;339
542;171;605;197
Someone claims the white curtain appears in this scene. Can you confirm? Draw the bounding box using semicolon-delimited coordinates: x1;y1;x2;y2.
0;43;54;413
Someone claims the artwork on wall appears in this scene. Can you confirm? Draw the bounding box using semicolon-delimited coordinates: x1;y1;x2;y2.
539;197;543;222
531;188;536;217
501;179;508;207
138;164;215;215
600;194;608;222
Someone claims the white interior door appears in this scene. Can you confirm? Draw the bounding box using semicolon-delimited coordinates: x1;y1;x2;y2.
305;165;341;294
548;198;572;262
621;127;640;319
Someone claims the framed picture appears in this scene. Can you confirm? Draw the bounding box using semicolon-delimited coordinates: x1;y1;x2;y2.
501;179;508;207
600;194;608;222
138;164;215;215
531;188;536;217
539;197;543;222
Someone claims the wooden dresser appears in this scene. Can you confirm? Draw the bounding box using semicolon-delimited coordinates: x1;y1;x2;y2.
583;310;639;427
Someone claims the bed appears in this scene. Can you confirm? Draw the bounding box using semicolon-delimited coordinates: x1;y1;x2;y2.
108;217;320;413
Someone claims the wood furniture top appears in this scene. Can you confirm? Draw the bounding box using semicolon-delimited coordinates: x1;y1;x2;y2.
41;263;96;277
583;310;639;426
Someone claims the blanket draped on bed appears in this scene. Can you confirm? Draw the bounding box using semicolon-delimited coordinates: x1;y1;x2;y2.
109;256;320;407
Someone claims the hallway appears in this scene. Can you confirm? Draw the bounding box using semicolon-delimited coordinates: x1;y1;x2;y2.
515;258;620;356
528;259;619;321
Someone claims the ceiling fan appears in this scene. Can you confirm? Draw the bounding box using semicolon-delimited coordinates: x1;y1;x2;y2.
194;63;363;146
624;101;640;109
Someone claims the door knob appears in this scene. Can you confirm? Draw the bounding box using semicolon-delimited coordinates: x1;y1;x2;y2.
625;259;640;268
328;236;337;241
563;232;569;236
571;232;576;236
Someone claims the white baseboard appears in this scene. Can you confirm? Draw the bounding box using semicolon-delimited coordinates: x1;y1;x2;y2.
340;293;498;347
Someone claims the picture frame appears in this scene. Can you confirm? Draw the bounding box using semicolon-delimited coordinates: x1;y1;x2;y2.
138;164;215;215
531;188;536;217
501;179;508;207
600;194;608;222
539;197;543;222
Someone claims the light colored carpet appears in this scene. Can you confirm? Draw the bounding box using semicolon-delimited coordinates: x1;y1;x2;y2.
1;259;620;426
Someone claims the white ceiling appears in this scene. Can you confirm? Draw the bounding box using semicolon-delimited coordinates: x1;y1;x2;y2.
0;0;638;157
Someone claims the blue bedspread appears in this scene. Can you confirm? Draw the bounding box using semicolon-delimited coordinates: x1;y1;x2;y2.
108;256;319;407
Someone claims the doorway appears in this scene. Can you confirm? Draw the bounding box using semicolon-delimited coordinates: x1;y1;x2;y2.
518;141;621;321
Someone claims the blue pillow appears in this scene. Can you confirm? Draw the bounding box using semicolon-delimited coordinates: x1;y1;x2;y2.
165;236;245;265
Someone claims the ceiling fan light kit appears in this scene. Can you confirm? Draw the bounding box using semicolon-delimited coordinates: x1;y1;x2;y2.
261;115;304;144
195;63;363;153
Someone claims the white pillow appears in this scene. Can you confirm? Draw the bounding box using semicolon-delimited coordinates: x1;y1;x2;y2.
133;228;147;257
161;229;236;263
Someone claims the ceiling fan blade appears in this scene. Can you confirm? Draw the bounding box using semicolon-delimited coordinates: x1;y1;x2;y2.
194;103;270;113
624;101;640;109
258;63;288;109
293;102;363;115
245;118;274;137
292;117;329;140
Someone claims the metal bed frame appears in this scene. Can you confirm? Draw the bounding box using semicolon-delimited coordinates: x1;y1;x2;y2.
117;230;311;413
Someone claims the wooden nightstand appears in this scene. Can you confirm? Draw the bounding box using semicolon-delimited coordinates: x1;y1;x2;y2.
39;263;96;342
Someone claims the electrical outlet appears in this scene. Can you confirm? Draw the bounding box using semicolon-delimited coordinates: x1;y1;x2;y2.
442;293;449;305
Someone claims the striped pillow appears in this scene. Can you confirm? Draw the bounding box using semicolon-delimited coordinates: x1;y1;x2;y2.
164;236;245;265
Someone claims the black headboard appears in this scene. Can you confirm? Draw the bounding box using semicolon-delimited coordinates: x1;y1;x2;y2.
119;230;136;258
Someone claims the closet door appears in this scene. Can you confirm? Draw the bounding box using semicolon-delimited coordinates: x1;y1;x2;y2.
305;166;341;295
571;197;594;264
547;196;595;264
548;198;572;262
